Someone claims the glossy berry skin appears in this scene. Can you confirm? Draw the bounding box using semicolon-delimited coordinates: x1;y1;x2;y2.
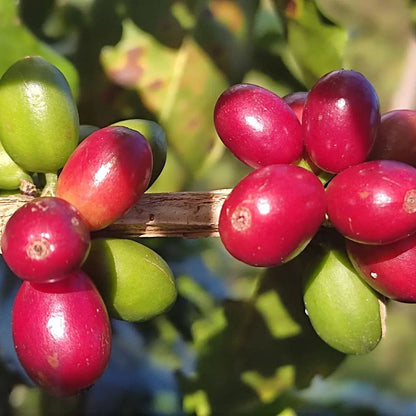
82;238;177;322
369;109;416;167
326;160;416;244
219;164;327;267
56;126;152;231
1;197;90;283
347;235;416;303
283;91;308;122
214;83;303;168
303;69;380;173
0;56;79;173
12;269;111;396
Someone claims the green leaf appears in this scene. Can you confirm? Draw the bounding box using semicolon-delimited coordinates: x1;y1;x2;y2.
101;18;228;182
282;0;347;87
180;249;345;414
101;0;259;185
0;0;79;99
124;0;185;49
315;0;412;111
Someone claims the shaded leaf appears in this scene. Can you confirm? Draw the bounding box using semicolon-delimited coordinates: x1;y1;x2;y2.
193;0;259;83
124;0;185;48
180;248;345;414
0;0;79;98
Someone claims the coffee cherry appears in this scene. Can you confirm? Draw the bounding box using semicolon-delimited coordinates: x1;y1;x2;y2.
0;141;32;190
1;197;90;283
82;238;177;322
214;83;303;168
283;91;308;122
347;235;416;303
0;56;79;173
326;160;416;244
111;119;167;187
219;164;327;267
303;69;380;173
56;126;153;231
303;244;383;355
369;109;416;167
12;269;111;397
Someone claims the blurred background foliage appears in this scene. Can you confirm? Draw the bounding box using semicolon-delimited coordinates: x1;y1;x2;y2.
1;0;416;414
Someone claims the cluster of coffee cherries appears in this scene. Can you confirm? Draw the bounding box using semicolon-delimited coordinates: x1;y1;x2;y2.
0;56;177;396
214;69;416;306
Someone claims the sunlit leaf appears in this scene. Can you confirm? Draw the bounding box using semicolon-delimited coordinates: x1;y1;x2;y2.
101;19;226;181
282;0;347;87
101;1;258;184
180;248;345;414
242;365;295;403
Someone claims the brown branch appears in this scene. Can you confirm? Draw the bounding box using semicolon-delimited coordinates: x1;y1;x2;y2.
0;190;232;246
97;189;231;239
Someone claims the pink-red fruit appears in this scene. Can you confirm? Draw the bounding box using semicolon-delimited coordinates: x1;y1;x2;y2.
283;91;308;122
214;83;303;168
347;235;416;303
303;69;380;173
1;197;90;283
12;269;111;396
56;126;152;231
219;164;327;266
326;160;416;244
369;109;416;167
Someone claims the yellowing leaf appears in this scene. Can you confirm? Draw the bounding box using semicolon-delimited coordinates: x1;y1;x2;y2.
101;18;228;180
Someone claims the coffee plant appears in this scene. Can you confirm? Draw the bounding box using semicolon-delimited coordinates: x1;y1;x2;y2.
1;1;416;415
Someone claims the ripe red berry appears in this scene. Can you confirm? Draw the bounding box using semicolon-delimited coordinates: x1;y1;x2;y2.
12;269;111;396
214;83;303;168
56;126;152;231
369;109;416;167
219;164;327;266
347;235;416;303
283;91;308;122
326;160;416;244
1;197;90;283
303;69;380;173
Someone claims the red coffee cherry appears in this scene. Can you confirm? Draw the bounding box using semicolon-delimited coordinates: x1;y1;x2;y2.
283;91;308;122
12;269;112;397
214;83;303;168
326;160;416;244
56;126;152;231
303;69;380;173
219;164;327;267
347;234;416;303
1;197;90;283
369;109;416;167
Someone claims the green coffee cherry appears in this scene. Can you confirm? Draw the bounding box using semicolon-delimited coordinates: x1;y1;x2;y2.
111;119;167;186
82;238;177;322
0;56;79;173
303;244;384;355
0;141;31;190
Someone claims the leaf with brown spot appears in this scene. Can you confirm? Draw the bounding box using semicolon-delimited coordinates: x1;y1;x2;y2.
101;2;258;183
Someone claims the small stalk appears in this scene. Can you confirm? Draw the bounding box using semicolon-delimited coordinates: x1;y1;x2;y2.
40;172;58;197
